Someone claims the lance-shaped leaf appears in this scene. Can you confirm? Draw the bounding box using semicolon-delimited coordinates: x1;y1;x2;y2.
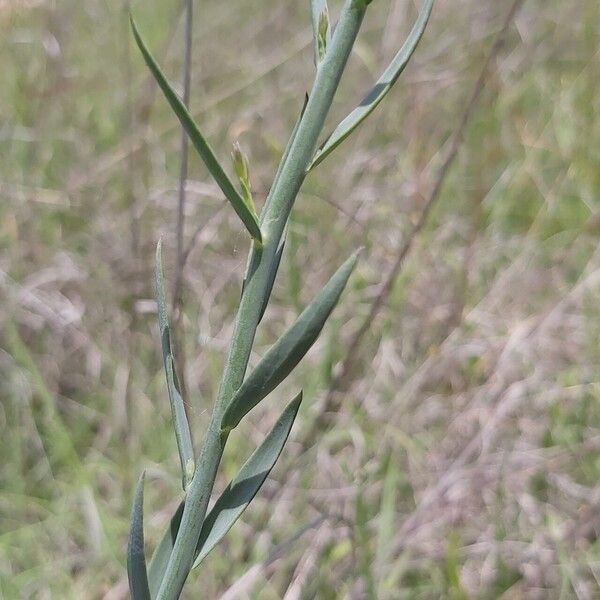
147;502;184;598
222;250;359;431
155;241;195;490
258;232;286;324
193;391;302;567
127;472;151;600
239;94;307;308
311;0;331;66
308;0;434;171
130;16;262;242
147;393;302;585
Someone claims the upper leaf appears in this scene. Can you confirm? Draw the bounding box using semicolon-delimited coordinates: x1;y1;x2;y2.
155;241;195;490
308;0;434;170
130;15;262;242
147;502;183;598
221;250;359;431
127;472;151;600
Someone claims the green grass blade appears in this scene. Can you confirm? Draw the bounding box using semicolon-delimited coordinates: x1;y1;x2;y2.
127;473;151;600
193;392;302;567
130;15;262;242
311;0;331;66
155;241;195;490
221;250;359;431
147;503;184;599
308;0;434;170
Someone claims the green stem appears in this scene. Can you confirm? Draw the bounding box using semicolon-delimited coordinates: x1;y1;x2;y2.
155;2;367;598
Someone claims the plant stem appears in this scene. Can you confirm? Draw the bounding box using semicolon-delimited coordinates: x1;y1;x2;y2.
155;2;368;597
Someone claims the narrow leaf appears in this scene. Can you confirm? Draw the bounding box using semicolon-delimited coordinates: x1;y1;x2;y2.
222;250;359;431
130;15;262;241
193;392;302;567
308;0;434;170
127;472;151;600
155;241;195;490
147;393;302;583
311;0;331;66
147;502;184;598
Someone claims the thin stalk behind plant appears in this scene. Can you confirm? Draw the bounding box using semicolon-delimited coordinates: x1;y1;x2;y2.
127;1;434;598
170;0;194;406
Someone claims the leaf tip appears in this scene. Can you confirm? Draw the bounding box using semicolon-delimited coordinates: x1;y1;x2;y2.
341;247;362;277
290;390;303;413
129;12;142;45
132;470;147;513
128;471;151;600
285;391;303;425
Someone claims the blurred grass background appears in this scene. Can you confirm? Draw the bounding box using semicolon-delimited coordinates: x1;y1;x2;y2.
1;0;599;598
